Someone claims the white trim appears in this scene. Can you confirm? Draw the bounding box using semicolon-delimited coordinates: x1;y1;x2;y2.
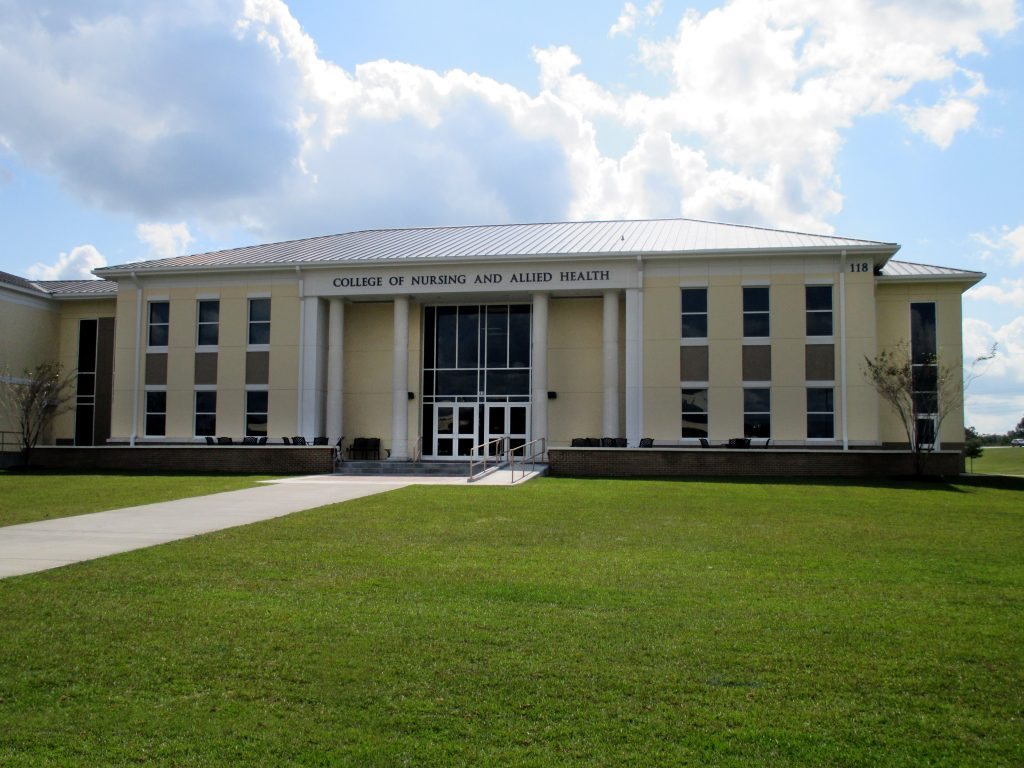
804;278;835;285
807;335;835;343
680;380;709;388
839;251;849;450
195;292;220;300
742;337;771;345
680;338;708;347
246;291;272;298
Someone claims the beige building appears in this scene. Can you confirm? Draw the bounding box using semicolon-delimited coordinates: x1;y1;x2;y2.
1;219;984;458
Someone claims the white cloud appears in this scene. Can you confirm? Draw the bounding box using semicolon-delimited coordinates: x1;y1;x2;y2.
963;314;1024;433
26;245;107;280
0;0;1018;247
967;278;1024;307
137;221;195;260
609;2;639;38
973;224;1024;265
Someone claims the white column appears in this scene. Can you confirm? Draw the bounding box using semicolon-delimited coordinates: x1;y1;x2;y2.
531;292;549;449
625;287;643;446
298;296;324;438
325;298;344;443
602;290;620;438
391;296;409;460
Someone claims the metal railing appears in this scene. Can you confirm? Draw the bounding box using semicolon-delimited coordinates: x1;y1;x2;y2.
509;437;546;484
1;430;20;454
467;436;508;482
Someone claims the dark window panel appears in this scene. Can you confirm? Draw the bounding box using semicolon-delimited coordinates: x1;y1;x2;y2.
195;391;217;412
681;414;709;438
149;302;169;324
485;370;530;396
743;314;770;337
910;303;937;363
486;306;509;368
436;307;457;369
195;413;216;437
805;285;832;311
457;306;479;369
744;387;771;413
682;315;708;338
743;286;769;312
249;298;271;322
806;312;833;336
78;319;98;372
198;300;219;324
246;390;268;412
807;387;834;412
145;414;166;437
148;324;169;347
743;414;771;438
197;323;219;346
807;413;834;439
681;288;708;313
508;305;531;368
681;388;708;413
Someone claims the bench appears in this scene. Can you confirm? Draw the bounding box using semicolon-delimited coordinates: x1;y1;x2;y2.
348;437;381;460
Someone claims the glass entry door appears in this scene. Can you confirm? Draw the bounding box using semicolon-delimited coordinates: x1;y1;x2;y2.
485;403;530;456
434;403;478;457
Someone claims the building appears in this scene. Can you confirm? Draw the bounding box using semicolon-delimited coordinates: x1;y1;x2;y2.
0;218;984;460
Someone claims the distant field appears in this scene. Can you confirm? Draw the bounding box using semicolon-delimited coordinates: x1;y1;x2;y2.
0;476;1021;766
970;445;1024;476
0;472;279;527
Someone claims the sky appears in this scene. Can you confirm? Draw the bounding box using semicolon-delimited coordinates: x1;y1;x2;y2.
0;0;1021;433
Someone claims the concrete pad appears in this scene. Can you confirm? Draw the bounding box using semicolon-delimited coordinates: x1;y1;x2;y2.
0;469;547;579
0;479;406;579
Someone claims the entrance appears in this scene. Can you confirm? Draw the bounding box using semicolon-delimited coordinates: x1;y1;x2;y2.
421;303;532;460
433;403;478;457
485;403;529;455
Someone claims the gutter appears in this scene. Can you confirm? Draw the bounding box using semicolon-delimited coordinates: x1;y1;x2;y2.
130;272;142;448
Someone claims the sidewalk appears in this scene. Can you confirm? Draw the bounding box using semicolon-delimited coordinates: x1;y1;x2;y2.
0;469;544;579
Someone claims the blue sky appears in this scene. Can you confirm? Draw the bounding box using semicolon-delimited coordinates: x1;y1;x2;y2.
0;0;1021;432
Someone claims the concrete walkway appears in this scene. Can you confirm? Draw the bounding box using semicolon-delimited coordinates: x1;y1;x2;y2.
0;468;544;579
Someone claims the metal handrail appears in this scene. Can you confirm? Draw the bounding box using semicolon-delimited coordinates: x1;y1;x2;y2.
468;436;508;482
1;430;20;453
509;437;546;484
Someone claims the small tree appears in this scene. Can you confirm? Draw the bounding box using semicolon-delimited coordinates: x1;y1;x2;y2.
863;342;995;474
964;426;984;472
0;362;77;465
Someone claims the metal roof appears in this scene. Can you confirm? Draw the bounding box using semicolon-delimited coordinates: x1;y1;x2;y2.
0;270;48;296
0;271;118;299
880;260;985;285
95;218;900;276
37;279;118;297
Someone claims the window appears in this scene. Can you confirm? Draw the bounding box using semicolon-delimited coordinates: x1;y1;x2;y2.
681;389;709;438
911;302;938;445
806;285;833;337
743;287;769;337
148;301;169;347
144;389;166;437
807;387;835;439
248;298;271;346
743;388;771;438
681;288;708;339
194;389;216;437
197;299;219;347
245;389;268;437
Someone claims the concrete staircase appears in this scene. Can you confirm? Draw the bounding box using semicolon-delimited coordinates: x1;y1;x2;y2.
334;460;472;477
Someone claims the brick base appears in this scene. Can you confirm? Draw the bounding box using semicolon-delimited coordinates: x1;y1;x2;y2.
548;448;963;479
27;446;335;474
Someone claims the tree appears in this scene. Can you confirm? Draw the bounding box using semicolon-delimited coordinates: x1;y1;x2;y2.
964;426;984;472
863;342;996;474
0;362;77;465
1010;415;1024;440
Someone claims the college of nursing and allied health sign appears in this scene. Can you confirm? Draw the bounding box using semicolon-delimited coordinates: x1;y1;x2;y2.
310;262;632;297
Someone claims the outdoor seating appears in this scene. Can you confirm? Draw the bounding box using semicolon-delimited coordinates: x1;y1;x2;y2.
282;437;292;445
586;437;602;447
699;438;711;448
639;437;654;448
570;437;588;447
761;438;771;448
601;437;616;447
242;436;258;445
614;437;627;447
348;437;381;460
217;436;233;445
727;438;751;448
312;436;329;446
258;436;268;445
204;436;215;445
292;436;308;445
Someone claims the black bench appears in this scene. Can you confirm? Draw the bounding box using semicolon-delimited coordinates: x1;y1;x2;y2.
348;437;381;460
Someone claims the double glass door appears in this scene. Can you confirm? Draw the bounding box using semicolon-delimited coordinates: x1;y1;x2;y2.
431;402;529;458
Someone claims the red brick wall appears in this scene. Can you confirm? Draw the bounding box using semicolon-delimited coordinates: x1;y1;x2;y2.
28;446;335;474
548;448;963;479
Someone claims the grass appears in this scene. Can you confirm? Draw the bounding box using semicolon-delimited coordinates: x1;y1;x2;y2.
0;471;280;527
1;476;1022;765
970;445;1024;476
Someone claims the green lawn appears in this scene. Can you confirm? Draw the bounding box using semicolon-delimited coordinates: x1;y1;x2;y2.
970;445;1024;476
0;472;280;527
1;476;1022;765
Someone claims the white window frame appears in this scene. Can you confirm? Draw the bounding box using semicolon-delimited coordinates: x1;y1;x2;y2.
805;283;834;341
147;299;170;351
806;385;836;441
247;296;272;350
194;385;217;438
143;386;167;438
196;298;220;349
742;285;770;341
244;386;269;438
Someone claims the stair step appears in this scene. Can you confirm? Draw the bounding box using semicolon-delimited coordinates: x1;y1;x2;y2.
335;461;471;477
